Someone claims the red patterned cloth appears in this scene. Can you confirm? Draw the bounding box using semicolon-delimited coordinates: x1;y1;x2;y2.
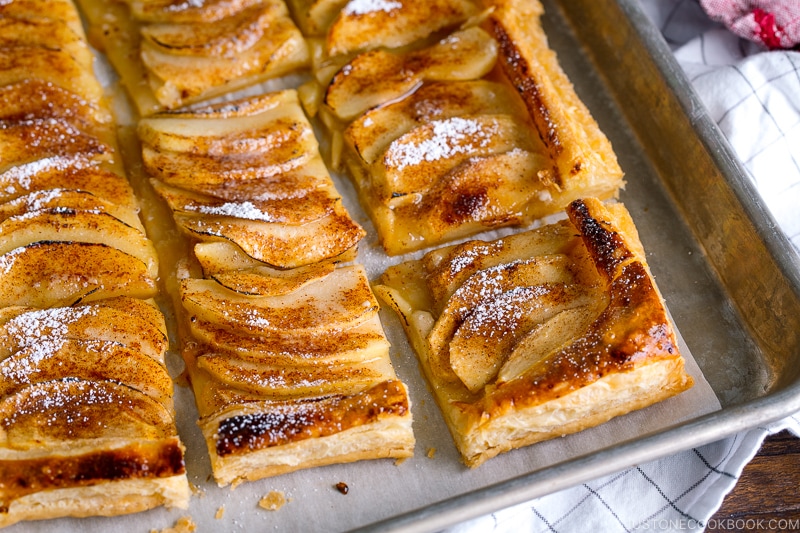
700;0;800;49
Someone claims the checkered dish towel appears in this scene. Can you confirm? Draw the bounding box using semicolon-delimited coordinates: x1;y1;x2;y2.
446;1;800;531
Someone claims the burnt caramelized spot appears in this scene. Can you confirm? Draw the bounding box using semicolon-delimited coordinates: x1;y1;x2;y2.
486;18;562;187
214;380;408;455
442;186;489;224
567;199;634;281
0;439;185;511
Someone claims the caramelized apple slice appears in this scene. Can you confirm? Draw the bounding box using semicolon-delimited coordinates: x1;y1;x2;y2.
376;115;533;200
0;242;157;307
0;158;138;209
422;222;579;312
180;265;378;338
449;284;598;392
0;0;89;37
324;26;498;121
346;80;520;166
151;180;336;226
427;255;573;381
173;202;364;268
325;0;478;57
0;209;158;278
0;339;173;409
0;12;93;69
126;0;269;24
0;189;142;229
0;300;168;362
189;314;389;366
496;304;602;385
196;352;392;398
287;0;347;35
210;262;335;297
0;380;175;448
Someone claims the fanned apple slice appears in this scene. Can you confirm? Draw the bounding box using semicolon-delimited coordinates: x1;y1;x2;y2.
496;304;602;385
0;242;157;307
210;262;335;297
0;0;89;37
0;300;168;362
0;209;158;278
151;180;336;226
0;339;173;409
346;80;521;166
324;26;498;121
376;115;533;200
196;352;392;398
325;0;478;57
140;12;309;108
0;118;112;172
180;265;378;338
0;380;175;448
173;202;364;269
422;222;579;311
287;0;347;35
0;12;93;69
426;255;573;381
0;79;111;131
0;158;138;209
126;0;267;24
0;189;142;229
449;283;599;392
189;314;389;366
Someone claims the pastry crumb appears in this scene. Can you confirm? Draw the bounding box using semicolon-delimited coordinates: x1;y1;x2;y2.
258;490;287;511
215;506;225;519
427;447;436;458
394;456;409;466
150;516;196;533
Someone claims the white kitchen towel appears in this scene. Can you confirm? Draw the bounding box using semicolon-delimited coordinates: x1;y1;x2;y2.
448;1;800;531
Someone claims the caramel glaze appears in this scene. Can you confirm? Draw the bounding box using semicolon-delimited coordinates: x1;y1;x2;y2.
473;198;679;417
0;438;185;512
214;380;409;456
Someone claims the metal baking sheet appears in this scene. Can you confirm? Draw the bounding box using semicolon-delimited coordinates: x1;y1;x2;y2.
11;0;800;531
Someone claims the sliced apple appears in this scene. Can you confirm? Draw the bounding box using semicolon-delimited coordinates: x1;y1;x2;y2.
210;262;335;297
324;26;498;121
0;14;93;70
0;299;168;362
173;202;364;268
287;0;347;35
189;313;389;366
139;11;309;108
126;0;267;23
0;189;142;229
449;283;598;392
375;115;533;200
0;339;173;409
422;221;579;312
426;255;573;381
0;117;111;172
151;179;335;226
0;0;89;38
0;380;175;448
0;209;158;278
496;304;604;385
180;264;378;337
196;351;392;398
0;242;157;307
0;158;138;210
325;0;478;57
346;80;520;166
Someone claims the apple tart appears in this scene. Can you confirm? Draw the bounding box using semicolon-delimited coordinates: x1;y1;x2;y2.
298;0;624;254
374;198;693;467
0;0;189;525
177;262;414;486
138;89;366;270
77;0;310;114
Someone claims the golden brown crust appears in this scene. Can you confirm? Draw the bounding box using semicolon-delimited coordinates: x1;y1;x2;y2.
374;198;692;467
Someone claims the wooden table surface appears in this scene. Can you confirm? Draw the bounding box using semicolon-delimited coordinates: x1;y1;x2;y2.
707;430;800;531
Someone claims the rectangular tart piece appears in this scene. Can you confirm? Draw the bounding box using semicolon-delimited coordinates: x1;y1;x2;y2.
77;0;310;114
299;0;624;254
374;198;693;467
0;0;189;525
177;263;414;486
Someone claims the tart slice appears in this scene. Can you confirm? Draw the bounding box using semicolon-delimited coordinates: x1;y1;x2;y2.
78;0;309;113
178;263;414;485
374;198;693;467
301;0;624;254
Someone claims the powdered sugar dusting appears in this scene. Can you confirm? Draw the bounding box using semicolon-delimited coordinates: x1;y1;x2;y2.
385;117;499;171
343;0;402;16
188;200;278;222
